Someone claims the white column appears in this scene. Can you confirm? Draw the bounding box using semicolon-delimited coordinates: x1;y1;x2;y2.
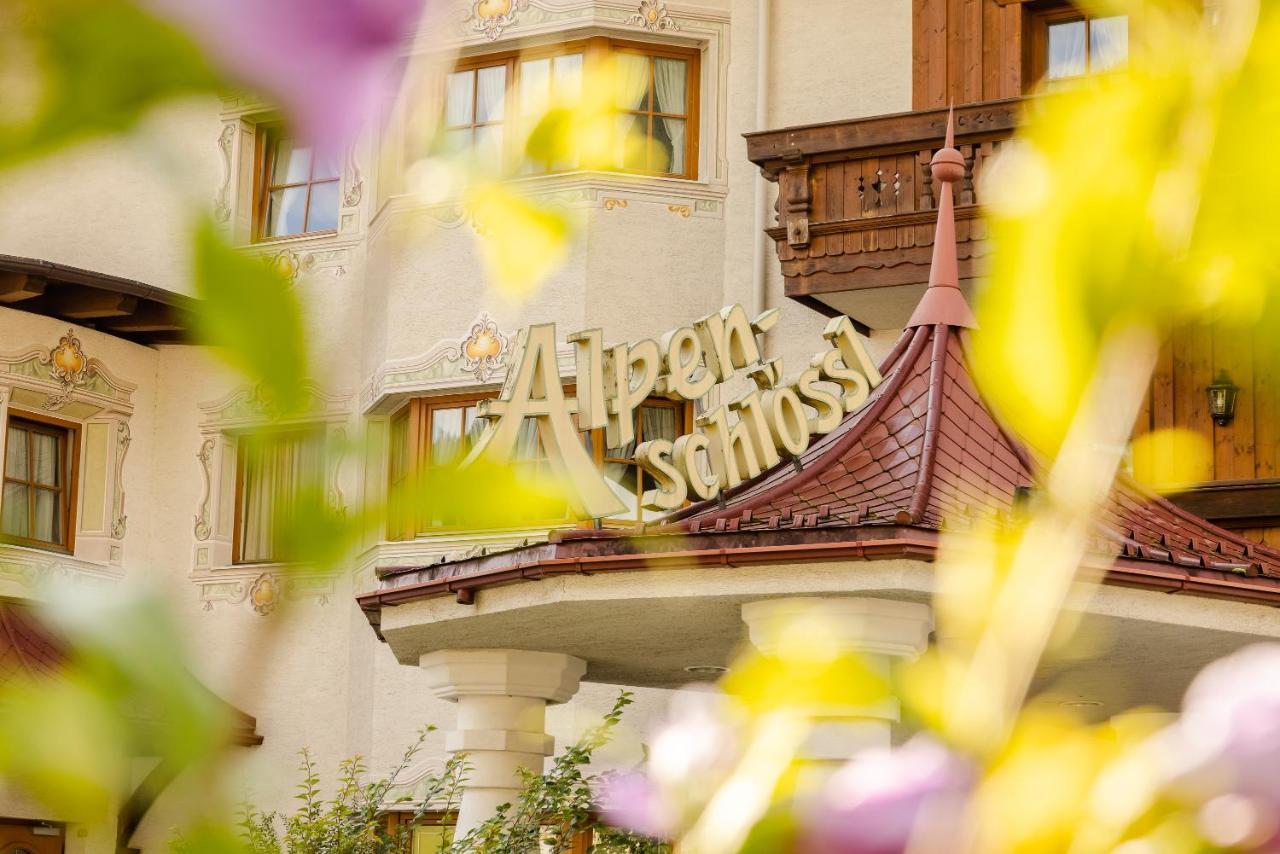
741;597;932;772
419;649;587;837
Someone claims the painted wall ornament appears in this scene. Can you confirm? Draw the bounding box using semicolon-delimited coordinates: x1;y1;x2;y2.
41;329;89;411
111;421;130;539
467;0;528;40
466;308;883;518
460;316;509;382
193;438;216;540
214;124;235;223
248;572;280;615
628;0;678;31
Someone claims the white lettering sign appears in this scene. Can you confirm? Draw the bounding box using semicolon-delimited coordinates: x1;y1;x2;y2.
463;307;882;519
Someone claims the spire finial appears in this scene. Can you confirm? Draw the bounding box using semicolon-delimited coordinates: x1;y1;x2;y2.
905;104;977;329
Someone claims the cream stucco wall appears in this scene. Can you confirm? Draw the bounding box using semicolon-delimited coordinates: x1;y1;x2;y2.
0;1;918;849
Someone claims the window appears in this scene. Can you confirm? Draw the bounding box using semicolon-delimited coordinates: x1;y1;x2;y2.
1;414;78;552
438;38;699;179
388;393;693;538
233;429;323;564
612;47;694;177
388;393;565;537
594;398;692;522
1028;4;1128;84
254;127;341;241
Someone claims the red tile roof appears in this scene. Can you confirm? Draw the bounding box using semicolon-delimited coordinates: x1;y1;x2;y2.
0;598;65;684
0;597;263;746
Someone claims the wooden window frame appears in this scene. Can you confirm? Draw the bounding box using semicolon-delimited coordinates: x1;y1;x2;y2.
1024;2;1129;87
1;410;79;554
599;396;696;522
386;391;695;539
252;124;341;243
231;427;321;565
443;36;701;180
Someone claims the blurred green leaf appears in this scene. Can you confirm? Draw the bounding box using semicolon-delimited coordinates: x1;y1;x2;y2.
191;217;309;417
0;0;221;167
0;590;234;821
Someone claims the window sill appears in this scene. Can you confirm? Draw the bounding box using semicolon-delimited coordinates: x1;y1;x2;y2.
238;229;355;253
371;169;728;231
0;542;123;592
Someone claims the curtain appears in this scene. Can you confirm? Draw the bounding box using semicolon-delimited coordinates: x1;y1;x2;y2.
614;53;650;168
652;59;687;174
2;426;27;538
240;432;316;562
1047;20;1087;79
30;432;57;542
1090;16;1128;72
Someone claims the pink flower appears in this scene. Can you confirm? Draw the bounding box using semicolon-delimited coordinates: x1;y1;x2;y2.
1178;643;1280;809
597;771;675;840
145;0;430;156
799;736;975;854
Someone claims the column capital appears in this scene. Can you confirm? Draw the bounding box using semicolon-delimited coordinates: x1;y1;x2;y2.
419;649;587;704
741;596;932;660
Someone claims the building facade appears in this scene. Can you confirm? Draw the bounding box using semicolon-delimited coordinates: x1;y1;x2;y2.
1;0;1275;851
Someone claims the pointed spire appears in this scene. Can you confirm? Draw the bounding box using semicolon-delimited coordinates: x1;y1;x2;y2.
906;106;978;329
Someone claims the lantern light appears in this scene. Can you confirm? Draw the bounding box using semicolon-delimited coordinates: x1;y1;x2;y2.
1207;371;1240;427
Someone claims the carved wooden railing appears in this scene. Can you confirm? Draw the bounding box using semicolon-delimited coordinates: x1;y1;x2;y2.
745;99;1022;301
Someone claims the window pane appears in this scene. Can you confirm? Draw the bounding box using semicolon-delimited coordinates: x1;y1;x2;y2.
653;117;685;174
1;482;28;539
431;408;465;465
239;432;316;562
1047;19;1087;80
653;58;687;114
476;65;507;123
441;128;472;156
307;180;340;232
312;148;342;181
33;489;58;543
5;426;27;479
616;114;648;170
463;406;485;453
265;186;309;237
514;418;540;460
474;124;505;165
445;71;475;126
31;432;58;487
639;404;679;443
519;58;551;116
412;826;450;854
1091;15;1129;72
553;53;583;103
272;138;313;184
390;415;409;483
614;53;651;111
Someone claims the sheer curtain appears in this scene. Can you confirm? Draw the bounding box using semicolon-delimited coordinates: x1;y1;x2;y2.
1047;20;1087;79
614;53;650;168
239;432;316;563
30;433;57;542
652;59;687;174
2;425;28;539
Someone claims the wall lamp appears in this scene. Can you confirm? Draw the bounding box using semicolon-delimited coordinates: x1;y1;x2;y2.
1207;371;1240;427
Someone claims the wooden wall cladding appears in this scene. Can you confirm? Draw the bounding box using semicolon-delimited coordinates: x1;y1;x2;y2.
1135;324;1280;534
913;0;1026;110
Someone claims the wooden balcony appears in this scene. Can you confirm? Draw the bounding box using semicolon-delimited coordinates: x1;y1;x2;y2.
745;99;1022;328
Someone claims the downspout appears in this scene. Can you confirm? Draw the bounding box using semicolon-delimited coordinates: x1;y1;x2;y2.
751;0;771;322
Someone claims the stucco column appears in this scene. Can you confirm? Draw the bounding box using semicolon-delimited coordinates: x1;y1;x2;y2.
419;649;587;836
741;597;932;772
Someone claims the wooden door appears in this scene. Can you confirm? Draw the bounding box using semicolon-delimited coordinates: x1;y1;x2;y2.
0;820;65;854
